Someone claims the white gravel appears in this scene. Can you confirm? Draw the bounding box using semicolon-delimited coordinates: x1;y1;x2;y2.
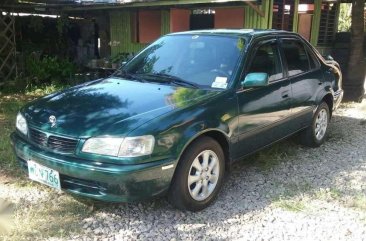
1;100;366;241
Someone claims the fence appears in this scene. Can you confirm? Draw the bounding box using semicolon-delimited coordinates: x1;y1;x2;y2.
0;12;17;83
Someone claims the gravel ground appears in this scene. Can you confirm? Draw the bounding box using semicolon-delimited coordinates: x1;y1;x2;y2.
1;100;366;241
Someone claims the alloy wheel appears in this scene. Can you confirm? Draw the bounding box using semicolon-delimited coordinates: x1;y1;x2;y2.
187;150;220;201
315;108;328;141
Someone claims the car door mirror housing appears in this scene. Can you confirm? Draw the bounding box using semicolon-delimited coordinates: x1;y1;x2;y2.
242;73;269;88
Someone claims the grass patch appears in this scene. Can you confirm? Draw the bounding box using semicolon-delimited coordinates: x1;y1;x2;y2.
346;194;366;210
0;89;94;241
1;195;91;241
271;182;313;212
254;140;298;171
274;197;307;212
313;188;342;201
0;97;28;179
313;188;366;211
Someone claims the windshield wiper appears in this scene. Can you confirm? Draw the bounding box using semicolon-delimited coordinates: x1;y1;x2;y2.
141;73;199;88
112;69;145;82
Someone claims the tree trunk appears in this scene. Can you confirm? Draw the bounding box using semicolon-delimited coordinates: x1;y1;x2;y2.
345;0;365;102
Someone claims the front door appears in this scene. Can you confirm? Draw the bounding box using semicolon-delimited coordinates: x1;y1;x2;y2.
233;39;292;158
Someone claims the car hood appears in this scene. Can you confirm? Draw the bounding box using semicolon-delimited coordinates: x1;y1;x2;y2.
23;78;218;137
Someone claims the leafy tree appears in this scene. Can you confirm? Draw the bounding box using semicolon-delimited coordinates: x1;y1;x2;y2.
338;3;352;32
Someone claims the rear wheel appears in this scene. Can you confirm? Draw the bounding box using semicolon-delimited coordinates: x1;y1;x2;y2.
298;102;330;147
168;136;225;211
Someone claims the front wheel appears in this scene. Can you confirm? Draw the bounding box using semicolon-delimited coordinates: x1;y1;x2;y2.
168;136;225;211
298;102;330;147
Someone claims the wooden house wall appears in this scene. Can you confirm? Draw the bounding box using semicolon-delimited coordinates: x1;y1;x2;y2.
109;0;334;56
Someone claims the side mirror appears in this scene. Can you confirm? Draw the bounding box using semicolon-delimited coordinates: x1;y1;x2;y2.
241;72;269;88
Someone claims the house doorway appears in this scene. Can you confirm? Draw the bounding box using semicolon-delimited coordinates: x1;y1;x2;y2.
190;9;214;30
298;13;312;41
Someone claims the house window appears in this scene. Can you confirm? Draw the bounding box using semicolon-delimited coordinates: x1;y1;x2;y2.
131;10;161;44
190;9;215;30
317;3;338;46
272;0;295;31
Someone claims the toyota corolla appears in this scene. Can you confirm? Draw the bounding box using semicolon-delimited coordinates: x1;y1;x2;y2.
11;30;343;211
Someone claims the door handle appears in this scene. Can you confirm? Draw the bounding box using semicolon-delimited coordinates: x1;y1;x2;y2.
281;91;289;99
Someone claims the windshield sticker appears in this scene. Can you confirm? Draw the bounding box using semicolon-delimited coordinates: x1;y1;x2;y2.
192;35;199;39
212;77;228;89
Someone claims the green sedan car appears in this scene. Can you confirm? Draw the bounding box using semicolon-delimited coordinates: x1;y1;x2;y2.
11;29;343;211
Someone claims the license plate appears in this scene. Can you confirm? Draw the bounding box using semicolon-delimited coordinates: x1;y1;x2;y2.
27;161;61;190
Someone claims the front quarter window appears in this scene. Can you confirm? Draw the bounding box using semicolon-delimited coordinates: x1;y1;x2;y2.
122;35;245;89
248;41;283;82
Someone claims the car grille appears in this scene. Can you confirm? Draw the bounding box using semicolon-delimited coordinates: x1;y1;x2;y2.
29;128;78;154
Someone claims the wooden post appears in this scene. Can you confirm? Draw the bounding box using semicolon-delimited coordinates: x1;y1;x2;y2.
310;0;322;46
267;0;274;29
293;0;299;33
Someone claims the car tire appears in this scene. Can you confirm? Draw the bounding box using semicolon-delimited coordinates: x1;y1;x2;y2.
168;136;225;211
298;102;330;147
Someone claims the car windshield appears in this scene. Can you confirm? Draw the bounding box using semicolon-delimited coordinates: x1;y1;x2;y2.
120;34;245;89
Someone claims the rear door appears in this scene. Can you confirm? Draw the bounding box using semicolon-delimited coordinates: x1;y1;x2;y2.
279;37;323;130
233;38;292;158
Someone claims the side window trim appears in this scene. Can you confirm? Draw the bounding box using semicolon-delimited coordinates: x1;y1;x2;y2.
269;42;285;83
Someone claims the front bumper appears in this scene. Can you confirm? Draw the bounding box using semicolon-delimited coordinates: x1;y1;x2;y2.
10;132;176;202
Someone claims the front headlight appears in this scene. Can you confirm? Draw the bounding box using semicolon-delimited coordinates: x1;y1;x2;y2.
118;135;155;157
16;112;28;135
82;135;155;157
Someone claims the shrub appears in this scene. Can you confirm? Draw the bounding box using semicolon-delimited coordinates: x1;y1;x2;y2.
25;55;76;85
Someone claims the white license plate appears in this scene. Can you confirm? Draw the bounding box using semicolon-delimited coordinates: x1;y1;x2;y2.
27;161;61;190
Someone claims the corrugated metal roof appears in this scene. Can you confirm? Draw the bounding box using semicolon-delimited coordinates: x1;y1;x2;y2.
12;0;256;5
2;0;258;12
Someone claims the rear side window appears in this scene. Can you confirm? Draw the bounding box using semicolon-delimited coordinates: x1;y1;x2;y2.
248;41;283;82
281;39;310;76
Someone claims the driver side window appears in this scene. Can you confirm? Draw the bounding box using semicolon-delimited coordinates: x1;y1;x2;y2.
248;41;283;82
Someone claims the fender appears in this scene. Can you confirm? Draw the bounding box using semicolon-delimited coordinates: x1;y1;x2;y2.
315;84;333;105
174;126;231;164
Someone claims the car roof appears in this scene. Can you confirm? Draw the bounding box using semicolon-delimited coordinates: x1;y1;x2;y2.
167;29;297;38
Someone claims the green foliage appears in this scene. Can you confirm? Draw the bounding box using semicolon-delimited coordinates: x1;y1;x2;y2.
25;83;68;97
56;14;70;37
0;96;27;178
338;3;352;32
25;55;76;85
